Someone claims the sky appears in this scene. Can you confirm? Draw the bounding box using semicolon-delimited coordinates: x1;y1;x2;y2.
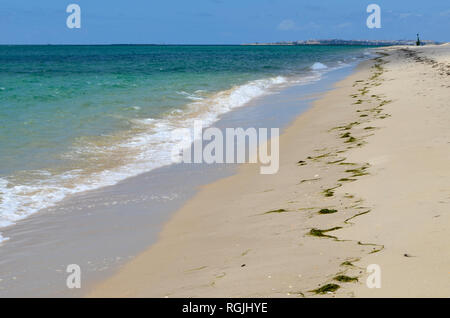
0;0;449;44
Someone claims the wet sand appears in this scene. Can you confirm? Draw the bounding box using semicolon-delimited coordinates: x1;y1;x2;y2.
90;45;450;297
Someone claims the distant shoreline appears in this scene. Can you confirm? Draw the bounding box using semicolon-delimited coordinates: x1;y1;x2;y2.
0;40;442;46
243;39;441;46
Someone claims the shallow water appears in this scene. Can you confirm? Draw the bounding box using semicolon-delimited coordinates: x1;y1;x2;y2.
0;63;361;297
0;45;370;237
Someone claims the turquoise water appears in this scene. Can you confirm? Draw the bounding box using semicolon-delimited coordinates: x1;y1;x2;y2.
0;45;369;238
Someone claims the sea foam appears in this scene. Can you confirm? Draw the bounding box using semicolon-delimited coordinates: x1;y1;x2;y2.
0;233;9;244
0;75;296;233
311;62;328;70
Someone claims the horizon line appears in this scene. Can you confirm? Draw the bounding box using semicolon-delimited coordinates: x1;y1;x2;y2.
0;39;444;46
0;42;443;47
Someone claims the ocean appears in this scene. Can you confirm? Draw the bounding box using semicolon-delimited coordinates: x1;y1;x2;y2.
0;45;370;242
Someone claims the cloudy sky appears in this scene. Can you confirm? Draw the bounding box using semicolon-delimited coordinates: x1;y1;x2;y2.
1;0;448;44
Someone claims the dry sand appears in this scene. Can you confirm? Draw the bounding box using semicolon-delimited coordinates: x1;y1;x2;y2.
89;45;450;298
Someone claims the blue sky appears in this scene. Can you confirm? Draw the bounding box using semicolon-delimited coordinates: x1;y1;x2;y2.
1;0;448;44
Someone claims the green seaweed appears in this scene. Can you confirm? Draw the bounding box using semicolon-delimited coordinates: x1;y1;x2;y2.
345;166;369;177
338;178;356;182
299;178;321;184
340;261;354;266
357;241;385;254
307;152;334;161
330;121;360;131
318;208;337;214
359;87;369;95
344;210;370;224
334;275;358;283
297;207;317;212
322;184;341;197
264;208;287;214
312;284;340;294
339;162;357;166
345;136;357;143
373;64;383;71
369;247;383;254
241;249;251;256
327;158;346;164
185;266;207;272
309;226;342;239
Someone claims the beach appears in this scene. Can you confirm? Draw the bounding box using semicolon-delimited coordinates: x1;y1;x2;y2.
89;44;450;297
0;46;365;296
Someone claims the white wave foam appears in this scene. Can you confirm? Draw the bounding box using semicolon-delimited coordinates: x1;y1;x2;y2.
0;232;9;244
0;71;341;237
177;91;205;101
311;62;328;70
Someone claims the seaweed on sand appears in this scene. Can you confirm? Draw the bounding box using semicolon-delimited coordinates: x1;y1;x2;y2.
309;226;342;239
345;165;369;177
264;208;287;214
318;208;337;214
311;284;340;294
322;184;342;197
334;275;358;283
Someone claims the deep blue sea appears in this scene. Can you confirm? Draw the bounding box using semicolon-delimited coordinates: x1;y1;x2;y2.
0;45;371;241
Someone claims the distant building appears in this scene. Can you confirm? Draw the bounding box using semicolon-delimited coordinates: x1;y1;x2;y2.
243;39;440;46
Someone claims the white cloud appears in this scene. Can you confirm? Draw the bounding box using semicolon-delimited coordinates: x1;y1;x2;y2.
277;19;296;31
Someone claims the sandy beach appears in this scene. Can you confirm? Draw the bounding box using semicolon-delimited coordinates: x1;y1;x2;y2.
89;45;450;298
